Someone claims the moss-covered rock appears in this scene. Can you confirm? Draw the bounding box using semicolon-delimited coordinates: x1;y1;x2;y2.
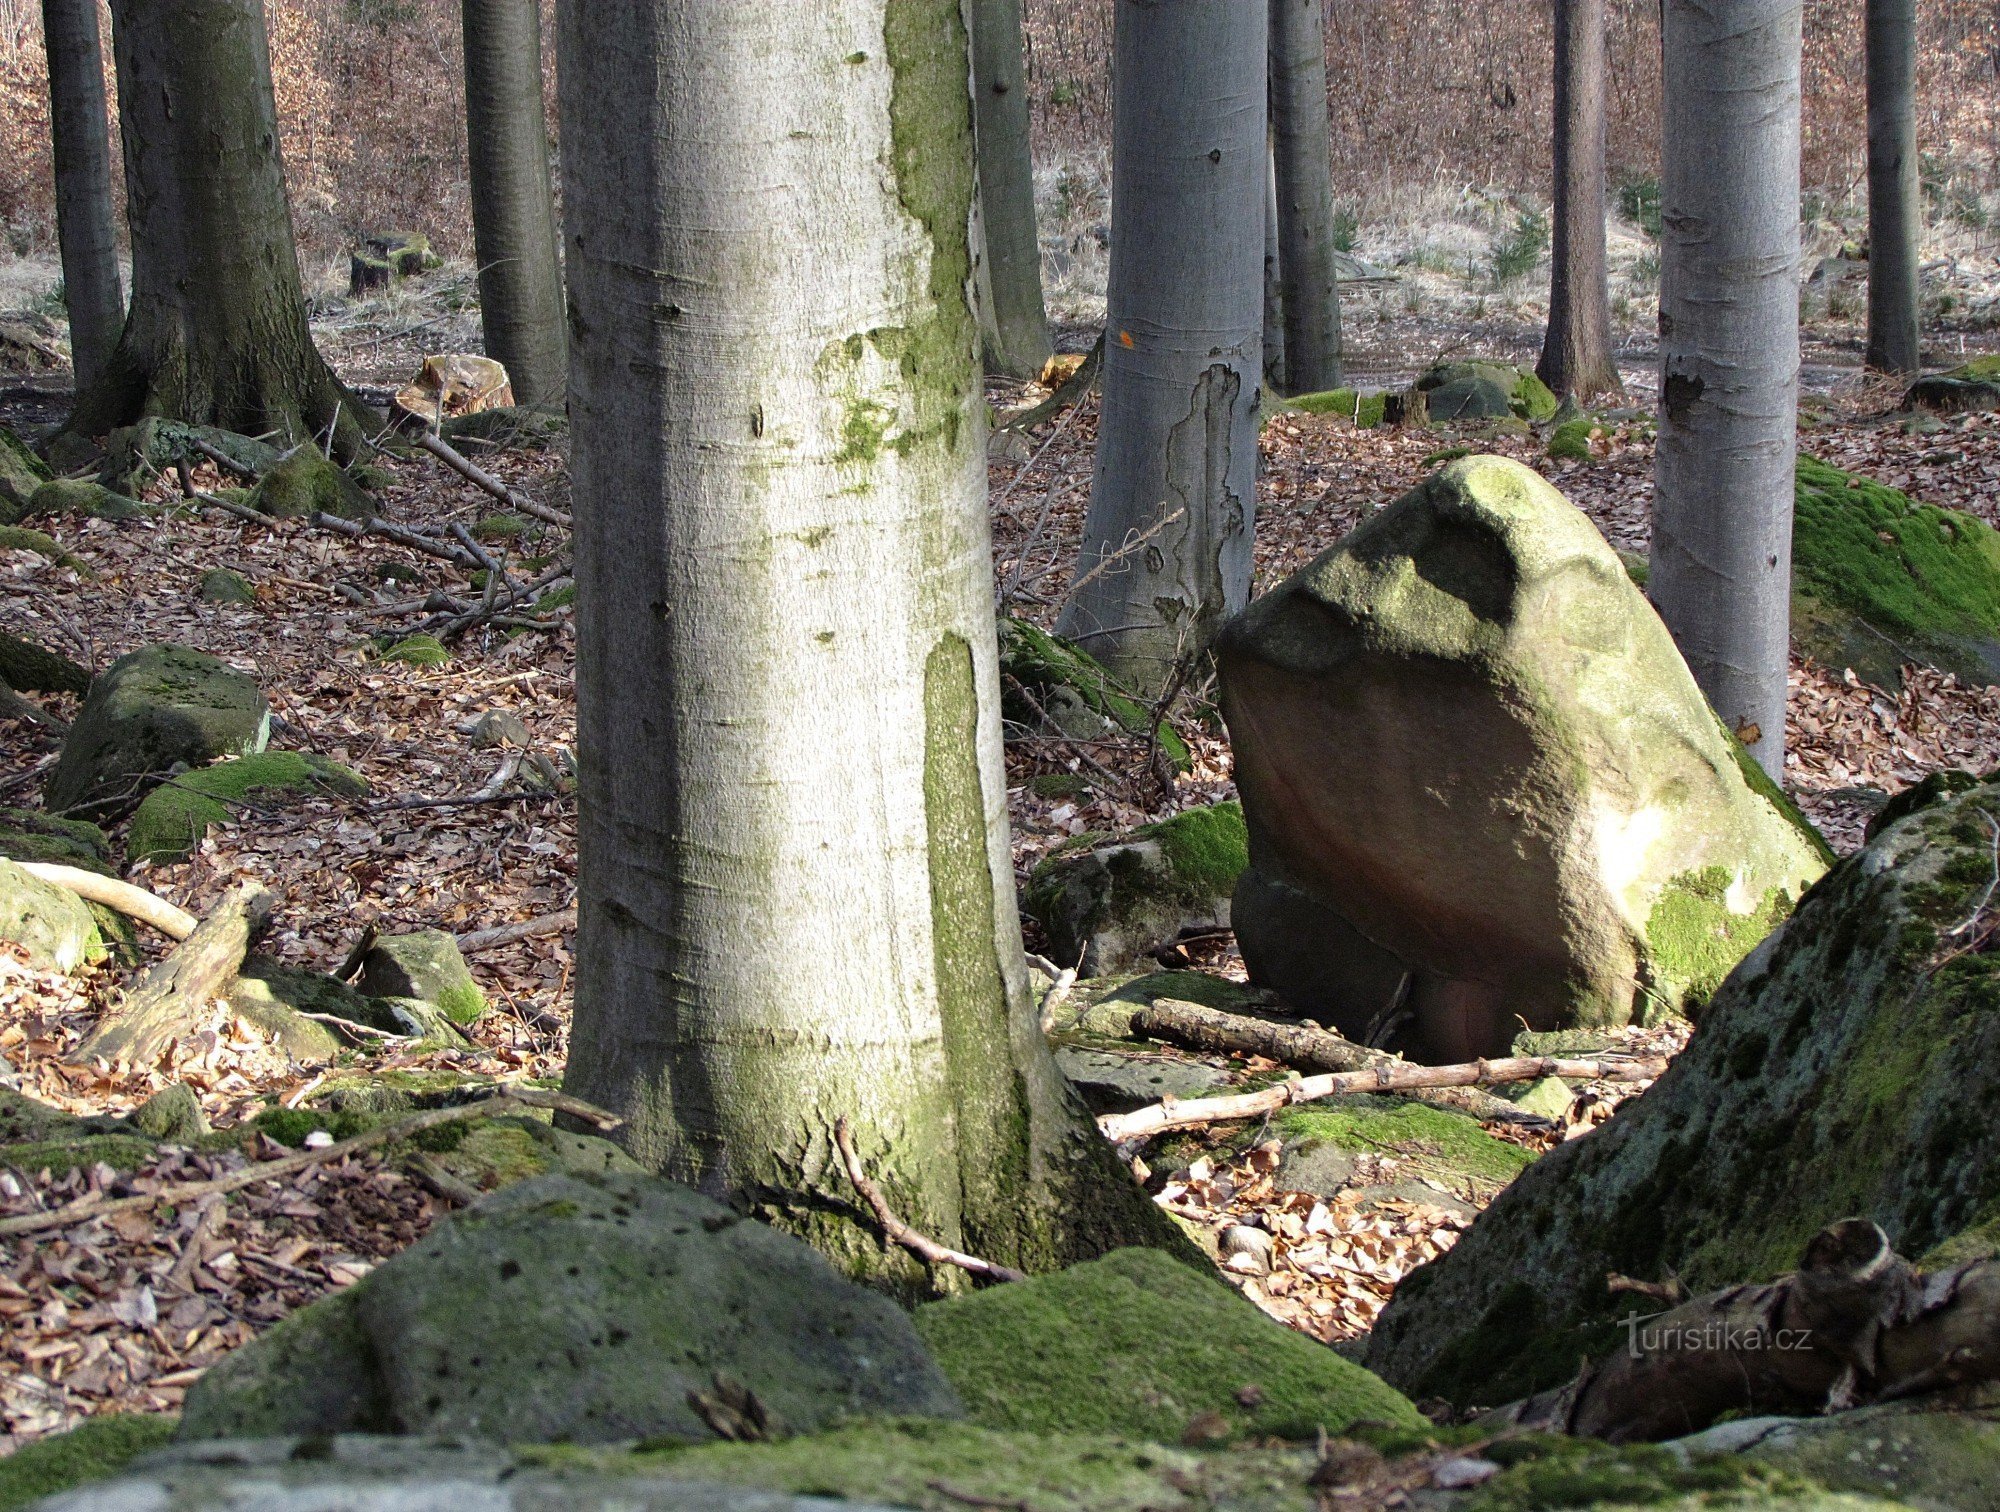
0;857;101;971
1367;775;2000;1408
1219;456;1828;1062
1547;417;1596;461
0;1086;132;1146
348;230;439;296
225;960;351;1062
0;525;81;569
1;1131;156;1176
26;478;151;521
354;929;483;1024
126;750;366;863
178;1172;963;1445
128;1083;207;1143
0;1412;178;1511
441;404;567;451
246;447;376;522
376;633;449;668
1277;1096;1534;1200
0;810;110;874
0;633;88;698
46;645;270;819
1464;1432;1868;1512
998;619;1189;769
1287;388;1387;427
1791;456;2000;687
196;568;255;605
1023;802;1247;974
1414;362;1560;424
469;514;529;543
915;1247;1420;1444
0;424;52;521
97;419;282;497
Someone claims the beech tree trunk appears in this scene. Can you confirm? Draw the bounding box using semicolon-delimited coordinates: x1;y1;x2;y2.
462;0;567;407
971;0;1052;380
1864;0;1921;375
1262;142;1286;391
1267;0;1342;395
1537;0;1622;403
41;0;123;395
1649;0;1802;779
558;0;1172;1290
65;0;368;454
1058;0;1266;695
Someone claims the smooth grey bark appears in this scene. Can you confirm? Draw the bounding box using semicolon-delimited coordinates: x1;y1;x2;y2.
1650;0;1803;779
462;0;567;407
1537;0;1622;403
1263;141;1286;390
971;0;1053;379
1059;0;1267;695
558;0;1172;1289
66;0;367;454
41;0;123;394
1864;0;1921;375
1267;0;1341;394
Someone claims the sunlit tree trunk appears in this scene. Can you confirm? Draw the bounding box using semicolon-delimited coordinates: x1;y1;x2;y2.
971;0;1052;379
558;0;1171;1290
1864;0;1920;375
1650;0;1803;778
462;0;567;406
1059;0;1266;695
64;0;368;453
1537;0;1621;402
1267;0;1341;394
1263;141;1286;390
41;0;123;394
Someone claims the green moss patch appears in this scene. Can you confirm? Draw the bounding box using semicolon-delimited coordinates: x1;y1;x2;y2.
471;514;529;542
27;479;150;521
127;752;368;864
1465;1434;1830;1512
247;447;376;521
0;424;53;519
1288;389;1387;427
376;633;449;667
1277;1096;1534;1192
1547;417;1595;461
0;1133;156;1176
0;1414;178;1511
197;568;255;605
1136;801;1249;901
999;619;1190;769
914;1247;1422;1443
1414;362;1559;423
0;525;80;570
0;808;111;873
1645;867;1796;1011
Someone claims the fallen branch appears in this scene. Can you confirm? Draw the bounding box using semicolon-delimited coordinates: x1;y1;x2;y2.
0;1085;620;1239
833;1116;1026;1283
1096;1054;1666;1145
996;333;1103;433
1130;997;1386;1075
7;862;197;941
457;908;576;955
75;883;273;1066
413;431;571;528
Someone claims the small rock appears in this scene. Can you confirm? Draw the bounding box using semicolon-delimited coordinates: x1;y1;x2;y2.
1431;1456;1502;1489
198;568;256;605
469;710;532;748
129;1084;207;1143
356;929;485;1024
1219;1224;1274;1276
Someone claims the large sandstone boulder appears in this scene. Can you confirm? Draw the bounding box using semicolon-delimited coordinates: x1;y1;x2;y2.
179;1172;962;1445
0;858;102;972
46;645;270;818
1365;773;2000;1409
1218;456;1829;1061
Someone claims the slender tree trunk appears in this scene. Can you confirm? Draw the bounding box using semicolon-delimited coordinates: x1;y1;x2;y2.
1263;140;1286;391
971;0;1052;379
1864;0;1921;375
41;0;123;394
1267;0;1342;394
558;0;1172;1290
1537;0;1622;403
64;0;368;454
1058;0;1266;695
462;0;567;407
1650;0;1802;778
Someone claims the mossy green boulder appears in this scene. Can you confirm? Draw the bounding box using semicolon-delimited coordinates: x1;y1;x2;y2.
46;645;270;819
0;632;88;697
1023;802;1247;974
1414;362;1560;424
226;959;353;1061
0;525;81;569
196;567;255;604
1219;456;1829;1062
0;424;52;521
998;618;1189;770
1287;388;1387;427
377;633;449;667
1275;1096;1534;1202
178;1172;963;1445
97;418;281;497
27;479;150;521
915;1247;1420;1443
0;857;102;972
1791;456;2000;687
126;750;366;863
441;403;566;450
0;808;112;873
0;1413;178;1511
1366;775;2000;1409
1547;416;1596;461
355;928;483;1024
247;446;376;521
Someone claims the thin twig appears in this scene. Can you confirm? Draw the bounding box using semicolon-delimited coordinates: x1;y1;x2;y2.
832;1117;1026;1283
457;908;576;955
412;430;571;527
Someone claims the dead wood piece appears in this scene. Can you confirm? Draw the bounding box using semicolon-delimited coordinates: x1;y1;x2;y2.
832;1116;1026;1283
413;431;571;527
1130;997;1386;1074
456;908;576;955
405;1151;483;1207
74;882;274;1067
0;682;65;731
0;1085;621;1239
1096;1054;1666;1145
996;332;1103;433
8;862;197;940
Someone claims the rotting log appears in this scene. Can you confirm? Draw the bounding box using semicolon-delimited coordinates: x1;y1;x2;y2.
74;882;272;1066
1130;997;1384;1074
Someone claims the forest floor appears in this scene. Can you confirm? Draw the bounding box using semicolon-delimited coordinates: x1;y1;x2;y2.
3;260;2000;1444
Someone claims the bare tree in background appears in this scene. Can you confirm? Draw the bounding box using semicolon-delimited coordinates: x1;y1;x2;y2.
972;0;1053;379
1267;0;1341;394
1060;0;1266;695
41;0;122;393
64;0;369;454
1864;0;1920;376
558;0;1170;1286
462;0;567;407
1650;0;1803;779
1536;0;1620;403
